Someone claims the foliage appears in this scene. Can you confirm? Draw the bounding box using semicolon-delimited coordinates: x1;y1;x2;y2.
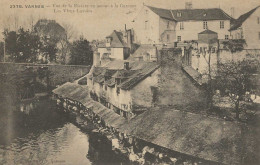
70;38;93;65
0;42;3;61
3;28;42;63
40;36;58;62
222;39;247;53
215;59;258;119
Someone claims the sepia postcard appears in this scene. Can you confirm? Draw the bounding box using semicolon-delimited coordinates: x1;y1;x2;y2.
0;0;259;164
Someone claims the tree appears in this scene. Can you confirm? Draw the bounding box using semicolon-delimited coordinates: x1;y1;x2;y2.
215;59;258;119
70;37;93;65
40;36;58;63
3;28;41;63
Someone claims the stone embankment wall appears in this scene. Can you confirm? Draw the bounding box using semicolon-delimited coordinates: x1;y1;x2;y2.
0;62;90;87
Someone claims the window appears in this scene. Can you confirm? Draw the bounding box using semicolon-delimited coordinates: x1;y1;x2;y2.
225;35;229;40
145;10;148;14
167;21;170;29
145;21;148;30
105;85;107;91
258;17;260;24
177;36;181;42
220;21;224;29
177;12;182;17
203;21;208;29
211;47;216;53
259;32;260;40
167;34;170;42
180;22;184;30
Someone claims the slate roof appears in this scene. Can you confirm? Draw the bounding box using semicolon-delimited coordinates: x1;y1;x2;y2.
146;6;232;22
229;6;260;31
53;82;259;164
52;83;127;129
88;60;159;90
119;107;259;165
98;30;128;48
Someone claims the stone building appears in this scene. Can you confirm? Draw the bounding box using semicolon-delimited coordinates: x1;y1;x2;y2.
87;60;160;119
132;4;232;45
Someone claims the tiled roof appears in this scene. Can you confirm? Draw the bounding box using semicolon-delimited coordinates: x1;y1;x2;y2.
119;64;160;90
229;6;260;31
147;6;232;21
98;30;128;48
112;69;136;78
89;60;159;90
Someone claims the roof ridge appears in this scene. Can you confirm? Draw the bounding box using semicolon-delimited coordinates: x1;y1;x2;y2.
229;6;259;31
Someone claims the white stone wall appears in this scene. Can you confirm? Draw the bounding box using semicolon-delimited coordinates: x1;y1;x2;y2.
159;18;176;43
241;8;260;49
110;48;124;60
175;20;230;41
133;6;160;44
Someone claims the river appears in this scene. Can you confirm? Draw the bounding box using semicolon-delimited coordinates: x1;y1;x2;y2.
0;98;128;165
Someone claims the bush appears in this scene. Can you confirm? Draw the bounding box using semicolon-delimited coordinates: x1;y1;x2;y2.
78;77;87;85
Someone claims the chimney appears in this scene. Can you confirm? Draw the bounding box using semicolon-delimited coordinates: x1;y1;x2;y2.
124;62;130;70
185;2;192;9
93;52;100;66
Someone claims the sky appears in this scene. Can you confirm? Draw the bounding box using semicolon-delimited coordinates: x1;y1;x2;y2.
0;0;259;41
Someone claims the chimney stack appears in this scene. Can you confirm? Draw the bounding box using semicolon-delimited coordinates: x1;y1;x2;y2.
185;2;192;9
124;62;130;70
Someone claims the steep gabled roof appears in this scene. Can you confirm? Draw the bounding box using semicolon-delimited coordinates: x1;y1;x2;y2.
98;30;128;48
199;29;218;34
146;6;232;22
229;6;260;31
89;60;159;90
146;6;176;21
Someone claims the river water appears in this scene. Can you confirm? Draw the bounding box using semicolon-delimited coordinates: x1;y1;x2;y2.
0;98;126;165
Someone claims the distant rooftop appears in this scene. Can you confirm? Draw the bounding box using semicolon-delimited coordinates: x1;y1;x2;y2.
229;6;260;31
146;5;233;21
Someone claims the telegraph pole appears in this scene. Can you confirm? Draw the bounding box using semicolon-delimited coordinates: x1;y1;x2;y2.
3;37;6;62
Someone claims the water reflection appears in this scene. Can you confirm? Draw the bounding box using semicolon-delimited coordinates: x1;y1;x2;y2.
0;123;91;165
0;99;127;165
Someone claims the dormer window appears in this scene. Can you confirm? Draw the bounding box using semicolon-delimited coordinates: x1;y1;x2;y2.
106;38;111;43
106;37;112;47
203;13;207;17
177;12;182;17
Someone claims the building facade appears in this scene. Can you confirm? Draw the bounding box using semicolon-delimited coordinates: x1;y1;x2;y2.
229;6;260;49
132;5;232;45
97;30;131;61
87;60;160;119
